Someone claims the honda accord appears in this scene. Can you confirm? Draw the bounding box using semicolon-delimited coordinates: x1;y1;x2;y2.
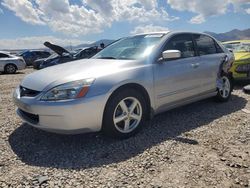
13;31;234;138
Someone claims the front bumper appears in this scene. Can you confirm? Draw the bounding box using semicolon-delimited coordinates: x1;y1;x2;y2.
16;63;26;70
231;63;250;80
13;87;107;134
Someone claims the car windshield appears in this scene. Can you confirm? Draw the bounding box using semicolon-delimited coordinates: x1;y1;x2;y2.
18;51;27;56
224;42;250;53
73;49;87;58
92;34;164;60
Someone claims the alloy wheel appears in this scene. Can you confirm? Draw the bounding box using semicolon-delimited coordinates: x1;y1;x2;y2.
219;76;231;98
6;65;16;74
113;97;142;133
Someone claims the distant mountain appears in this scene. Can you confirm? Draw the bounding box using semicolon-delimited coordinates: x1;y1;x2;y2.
205;28;250;41
75;39;115;49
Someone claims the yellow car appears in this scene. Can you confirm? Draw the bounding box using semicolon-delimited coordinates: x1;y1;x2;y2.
223;40;250;80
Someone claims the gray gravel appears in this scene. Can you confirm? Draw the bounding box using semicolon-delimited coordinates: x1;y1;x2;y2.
0;68;249;187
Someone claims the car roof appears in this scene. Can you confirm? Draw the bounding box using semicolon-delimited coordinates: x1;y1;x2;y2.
222;40;250;44
134;31;170;36
133;31;214;37
0;51;10;54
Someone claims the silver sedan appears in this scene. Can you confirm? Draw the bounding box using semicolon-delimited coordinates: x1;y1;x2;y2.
13;31;234;138
0;51;26;74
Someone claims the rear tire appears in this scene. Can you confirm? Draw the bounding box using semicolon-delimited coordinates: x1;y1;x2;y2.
215;75;233;102
4;64;17;74
102;88;147;138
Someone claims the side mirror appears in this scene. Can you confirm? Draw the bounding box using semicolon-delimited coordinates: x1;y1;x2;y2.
228;48;233;53
162;50;181;60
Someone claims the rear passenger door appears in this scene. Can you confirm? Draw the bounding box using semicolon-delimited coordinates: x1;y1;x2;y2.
193;34;226;91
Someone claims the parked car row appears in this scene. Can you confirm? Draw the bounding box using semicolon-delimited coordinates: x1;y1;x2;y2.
33;42;101;69
0;42;102;74
1;30;248;138
1;37;250;84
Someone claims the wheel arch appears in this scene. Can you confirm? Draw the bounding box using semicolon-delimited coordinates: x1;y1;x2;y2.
103;83;152;122
217;59;234;91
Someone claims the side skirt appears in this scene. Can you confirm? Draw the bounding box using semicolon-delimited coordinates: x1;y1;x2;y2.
153;90;217;116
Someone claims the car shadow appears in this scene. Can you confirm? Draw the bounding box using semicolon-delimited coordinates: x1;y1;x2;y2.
8;94;247;170
0;72;25;75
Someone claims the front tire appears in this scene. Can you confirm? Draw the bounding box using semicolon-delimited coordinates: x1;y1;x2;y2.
215;75;232;102
102;88;147;138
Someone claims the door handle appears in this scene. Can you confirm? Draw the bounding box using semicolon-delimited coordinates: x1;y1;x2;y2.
191;63;200;68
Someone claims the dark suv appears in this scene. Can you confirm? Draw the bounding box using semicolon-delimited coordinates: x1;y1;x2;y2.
19;50;51;66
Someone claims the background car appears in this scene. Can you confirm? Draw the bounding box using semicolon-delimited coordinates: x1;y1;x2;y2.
222;40;250;80
0;51;26;74
14;31;234;138
19;50;51;66
36;42;100;69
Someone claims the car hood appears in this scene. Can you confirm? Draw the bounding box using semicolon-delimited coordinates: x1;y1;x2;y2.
44;41;69;56
21;58;139;91
234;52;250;61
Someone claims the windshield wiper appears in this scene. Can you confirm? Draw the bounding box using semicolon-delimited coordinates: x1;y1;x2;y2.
97;56;117;59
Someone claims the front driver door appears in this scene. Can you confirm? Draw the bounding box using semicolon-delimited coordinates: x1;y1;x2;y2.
154;34;205;111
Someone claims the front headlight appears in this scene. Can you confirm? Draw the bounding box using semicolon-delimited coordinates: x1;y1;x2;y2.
41;78;95;101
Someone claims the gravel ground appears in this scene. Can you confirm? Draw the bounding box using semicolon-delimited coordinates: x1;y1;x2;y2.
0;68;249;188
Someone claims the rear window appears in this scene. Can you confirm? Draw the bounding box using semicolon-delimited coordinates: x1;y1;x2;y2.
194;34;217;55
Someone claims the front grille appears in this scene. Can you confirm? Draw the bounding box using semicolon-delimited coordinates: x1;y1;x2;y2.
18;109;39;124
20;86;40;97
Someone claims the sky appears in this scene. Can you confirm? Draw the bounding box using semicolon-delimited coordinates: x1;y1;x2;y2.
0;0;250;49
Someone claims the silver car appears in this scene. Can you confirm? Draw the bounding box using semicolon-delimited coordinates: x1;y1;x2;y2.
0;51;26;74
13;31;234;138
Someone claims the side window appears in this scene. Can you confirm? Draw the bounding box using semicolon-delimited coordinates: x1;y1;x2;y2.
194;34;217;55
214;41;224;53
0;53;9;58
163;34;195;58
